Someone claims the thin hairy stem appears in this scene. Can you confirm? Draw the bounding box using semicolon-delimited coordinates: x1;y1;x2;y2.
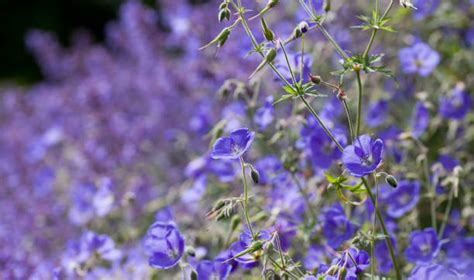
362;178;401;280
240;157;256;240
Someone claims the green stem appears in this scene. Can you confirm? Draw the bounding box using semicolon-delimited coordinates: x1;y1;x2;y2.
279;41;298;86
362;177;401;280
362;0;394;58
438;186;454;239
370;174;379;280
299;94;344;151
268;256;300;279
317;23;350;60
355;70;363;136
342;99;355;142
423;157;437;230
240;157;256;240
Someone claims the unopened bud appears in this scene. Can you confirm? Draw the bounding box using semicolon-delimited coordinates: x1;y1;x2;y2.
260;18;275;42
250;168;260;184
218;9;230;22
230;215;241;231
190;270;198;280
324;0;331;12
186;246;196;257
352;63;361;72
337;89;346;100
338;267;348;280
309;74;321;84
399;0;417;9
385;175;398;188
298;21;309;34
212;199;226;212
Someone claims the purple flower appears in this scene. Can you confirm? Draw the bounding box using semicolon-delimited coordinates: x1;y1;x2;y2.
412;0;440;20
211;128;255;160
383;180;420;218
399;42;440;77
342;134;384;177
144;222;185;269
320;204;355;248
230;228;271;266
411;102;430;138
365;100;388;128
254;96;274;130
195;259;232;280
254;155;282;185
408;263;459;280
439;86;472;120
405;228;440;264
303;245;327;271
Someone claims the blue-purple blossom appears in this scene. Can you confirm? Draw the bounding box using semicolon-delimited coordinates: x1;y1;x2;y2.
342;134;384;177
408;263;460;280
405;228;440;264
365;100;388;128
439;86;472;120
254;155;282;185
411;101;430;138
211;128;255;160
320;204;355;248
144;222;185;269
399;42;440;76
254;96;274;130
412;0;440;20
383;180;421;218
195;259;232;280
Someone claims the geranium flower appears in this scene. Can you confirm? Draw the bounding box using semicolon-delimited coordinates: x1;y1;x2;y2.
405;228;440;264
384;180;421;218
342;134;384;177
211;128;255;160
439;86;472;120
399;42;440;77
144;222;185;269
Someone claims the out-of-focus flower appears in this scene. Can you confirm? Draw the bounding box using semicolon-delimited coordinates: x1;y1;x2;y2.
342;134;384;177
254;96;274;130
399;42;440;76
211;128;255;160
405;228;440;264
412;0;440;20
144;222;185;269
195;259;232;280
320;204;355;248
408;263;461;280
365;100;388;128
383;180;420;218
439;86;472;120
411;102;430;138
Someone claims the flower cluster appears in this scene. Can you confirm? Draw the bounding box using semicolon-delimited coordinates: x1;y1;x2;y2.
0;0;473;279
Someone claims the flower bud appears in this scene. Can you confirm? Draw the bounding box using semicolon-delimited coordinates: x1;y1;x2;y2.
185;246;196;257
212;199;226;212
267;0;279;8
260;18;275;42
230;215;241;231
250;168;260;184
385;174;398;188
309;74;321;84
399;0;417;9
324;0;331;12
352;63;361;72
339;267;348;279
298;21;309;34
218;9;230;22
190;270;198;280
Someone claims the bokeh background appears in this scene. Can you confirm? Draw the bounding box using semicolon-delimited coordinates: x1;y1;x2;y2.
0;0;473;279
